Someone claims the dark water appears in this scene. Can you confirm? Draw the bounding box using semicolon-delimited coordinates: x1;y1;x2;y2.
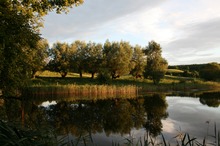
0;92;219;145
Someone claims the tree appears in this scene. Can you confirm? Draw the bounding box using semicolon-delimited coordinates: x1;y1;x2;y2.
143;41;168;84
0;0;83;97
143;40;162;60
200;62;220;81
48;42;74;78
29;39;49;78
70;40;87;78
84;42;103;79
130;45;146;78
103;40;133;79
0;2;40;97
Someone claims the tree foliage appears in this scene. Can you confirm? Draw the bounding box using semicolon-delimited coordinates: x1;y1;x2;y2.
0;0;84;97
200;62;220;81
143;41;168;84
29;39;49;78
0;2;40;96
103;40;133;79
48;42;74;78
70;40;87;78
83;42;103;78
130;45;146;78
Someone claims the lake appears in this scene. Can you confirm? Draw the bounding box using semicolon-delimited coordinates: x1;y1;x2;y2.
0;92;219;145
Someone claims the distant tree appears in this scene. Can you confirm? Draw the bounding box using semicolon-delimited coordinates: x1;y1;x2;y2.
130;45;146;78
183;70;191;77
143;40;162;60
70;40;87;78
103;40;133;79
48;42;74;78
84;42;103;79
29;39;49;78
143;41;168;84
191;70;199;78
200;62;220;81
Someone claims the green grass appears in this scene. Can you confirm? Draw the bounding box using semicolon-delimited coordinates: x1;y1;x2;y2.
30;71;220;95
167;69;184;73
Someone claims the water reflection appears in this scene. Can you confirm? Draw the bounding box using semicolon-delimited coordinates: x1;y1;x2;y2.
0;92;220;145
199;92;220;107
46;97;158;137
143;94;168;137
0;95;167;140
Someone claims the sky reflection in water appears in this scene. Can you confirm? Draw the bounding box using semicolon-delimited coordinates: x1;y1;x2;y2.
162;96;220;143
1;92;220;145
39;94;220;145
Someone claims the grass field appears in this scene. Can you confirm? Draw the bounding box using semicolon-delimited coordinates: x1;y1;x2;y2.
26;70;220;96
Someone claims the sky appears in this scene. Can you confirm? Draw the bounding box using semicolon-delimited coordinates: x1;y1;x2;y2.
41;0;220;65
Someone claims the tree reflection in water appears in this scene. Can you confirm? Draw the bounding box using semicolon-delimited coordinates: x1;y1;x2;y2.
143;94;168;137
0;94;169;144
199;92;220;107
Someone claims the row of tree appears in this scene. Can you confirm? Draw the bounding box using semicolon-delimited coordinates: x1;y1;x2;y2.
0;0;168;99
169;63;220;81
46;40;168;84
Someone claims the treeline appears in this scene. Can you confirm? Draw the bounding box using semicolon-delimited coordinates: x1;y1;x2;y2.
169;63;220;81
44;40;168;84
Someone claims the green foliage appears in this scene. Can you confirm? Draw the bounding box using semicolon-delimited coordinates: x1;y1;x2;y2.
97;69;111;84
130;45;146;78
48;42;75;78
83;42;103;78
0;0;83;97
143;41;168;84
0;121;56;146
70;40;87;78
0;2;41;97
200;62;220;81
29;39;49;78
103;40;133;79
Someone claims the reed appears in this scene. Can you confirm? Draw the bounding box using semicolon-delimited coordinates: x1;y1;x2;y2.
23;84;139;100
0;120;56;146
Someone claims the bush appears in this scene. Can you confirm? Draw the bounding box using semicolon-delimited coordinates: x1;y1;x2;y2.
200;63;220;81
96;70;111;84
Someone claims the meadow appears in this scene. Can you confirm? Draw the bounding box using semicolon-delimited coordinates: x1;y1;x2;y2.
25;70;220;97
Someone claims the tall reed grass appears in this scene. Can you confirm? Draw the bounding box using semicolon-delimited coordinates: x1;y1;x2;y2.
23;84;139;100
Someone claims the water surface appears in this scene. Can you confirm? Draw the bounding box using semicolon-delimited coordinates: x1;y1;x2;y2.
0;92;219;145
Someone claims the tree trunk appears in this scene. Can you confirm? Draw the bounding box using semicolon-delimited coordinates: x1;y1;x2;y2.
91;72;95;79
31;70;37;78
79;71;83;78
60;72;67;78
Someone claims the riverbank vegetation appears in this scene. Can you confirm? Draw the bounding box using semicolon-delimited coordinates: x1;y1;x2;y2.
23;70;220;98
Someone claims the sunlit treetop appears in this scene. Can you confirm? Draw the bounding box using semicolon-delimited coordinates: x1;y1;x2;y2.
2;0;84;15
0;0;84;30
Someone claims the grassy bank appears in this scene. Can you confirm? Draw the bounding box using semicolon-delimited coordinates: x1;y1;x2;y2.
26;71;220;97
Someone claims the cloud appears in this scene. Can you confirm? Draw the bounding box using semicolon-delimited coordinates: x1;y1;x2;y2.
164;17;220;64
41;0;167;44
